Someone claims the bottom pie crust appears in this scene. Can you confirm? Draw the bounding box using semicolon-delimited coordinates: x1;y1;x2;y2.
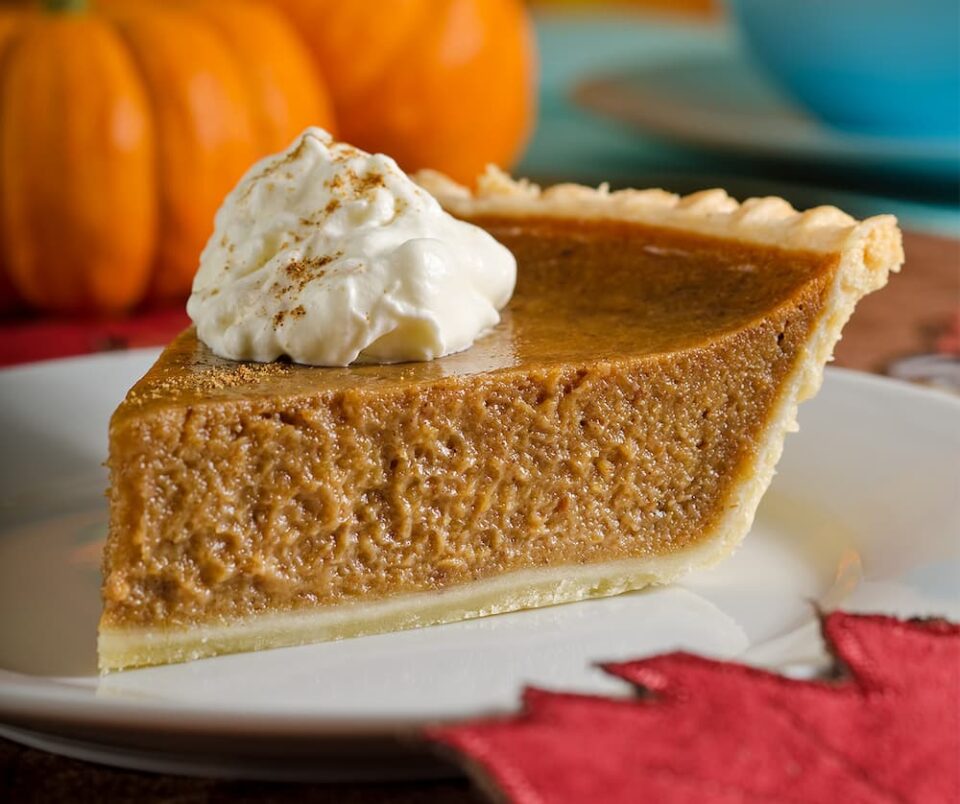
98;542;722;671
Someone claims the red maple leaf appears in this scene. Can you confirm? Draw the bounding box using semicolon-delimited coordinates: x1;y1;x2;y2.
427;613;960;803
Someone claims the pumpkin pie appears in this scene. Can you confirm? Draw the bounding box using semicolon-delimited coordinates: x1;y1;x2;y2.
98;170;902;670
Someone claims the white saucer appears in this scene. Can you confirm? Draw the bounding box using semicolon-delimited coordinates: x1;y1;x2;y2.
0;351;957;780
574;52;960;183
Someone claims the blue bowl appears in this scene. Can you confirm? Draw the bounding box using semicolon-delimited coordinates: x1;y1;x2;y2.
728;0;960;138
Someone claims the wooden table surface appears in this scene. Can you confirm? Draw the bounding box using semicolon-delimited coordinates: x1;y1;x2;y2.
832;232;959;373
2;231;957;803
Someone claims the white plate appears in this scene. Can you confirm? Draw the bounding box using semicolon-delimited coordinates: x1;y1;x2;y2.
1;352;958;781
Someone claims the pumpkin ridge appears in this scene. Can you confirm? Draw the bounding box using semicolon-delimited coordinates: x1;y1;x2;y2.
271;0;536;183
104;2;259;301
186;0;336;154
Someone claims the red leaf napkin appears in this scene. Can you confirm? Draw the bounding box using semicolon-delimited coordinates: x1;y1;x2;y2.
428;612;960;803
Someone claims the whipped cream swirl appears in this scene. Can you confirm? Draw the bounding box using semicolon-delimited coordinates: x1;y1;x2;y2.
187;128;516;366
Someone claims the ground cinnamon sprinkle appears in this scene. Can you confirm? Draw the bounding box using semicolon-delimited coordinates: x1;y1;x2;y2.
352;170;386;195
263;252;341;316
126;358;293;403
270;282;292;300
284;254;336;287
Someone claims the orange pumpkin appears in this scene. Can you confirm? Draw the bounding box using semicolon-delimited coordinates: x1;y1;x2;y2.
0;9;26;314
271;0;537;185
0;0;334;314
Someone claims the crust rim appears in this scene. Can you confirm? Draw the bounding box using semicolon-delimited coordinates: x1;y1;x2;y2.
414;166;904;264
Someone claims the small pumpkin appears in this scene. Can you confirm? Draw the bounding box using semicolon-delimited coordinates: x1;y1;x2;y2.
0;9;23;314
0;0;334;314
271;0;537;185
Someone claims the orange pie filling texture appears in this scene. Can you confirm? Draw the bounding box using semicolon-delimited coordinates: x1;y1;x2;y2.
102;218;834;630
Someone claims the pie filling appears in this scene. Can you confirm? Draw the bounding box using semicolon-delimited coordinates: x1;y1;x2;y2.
102;218;834;658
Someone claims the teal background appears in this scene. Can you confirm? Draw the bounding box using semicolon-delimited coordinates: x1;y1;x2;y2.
730;0;959;137
517;12;960;237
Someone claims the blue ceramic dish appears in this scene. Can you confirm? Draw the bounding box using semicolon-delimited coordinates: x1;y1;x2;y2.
729;0;960;138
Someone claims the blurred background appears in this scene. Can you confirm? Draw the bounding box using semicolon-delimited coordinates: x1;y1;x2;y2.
0;0;957;382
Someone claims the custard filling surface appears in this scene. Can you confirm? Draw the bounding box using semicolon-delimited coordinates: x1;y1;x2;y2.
103;218;833;629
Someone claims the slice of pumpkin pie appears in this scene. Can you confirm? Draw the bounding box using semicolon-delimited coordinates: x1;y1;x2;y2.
99;135;902;671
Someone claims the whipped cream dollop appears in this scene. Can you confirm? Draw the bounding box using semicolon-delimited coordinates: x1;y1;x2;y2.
187;128;516;366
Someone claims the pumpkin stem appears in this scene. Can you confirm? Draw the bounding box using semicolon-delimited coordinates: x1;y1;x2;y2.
46;0;87;12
